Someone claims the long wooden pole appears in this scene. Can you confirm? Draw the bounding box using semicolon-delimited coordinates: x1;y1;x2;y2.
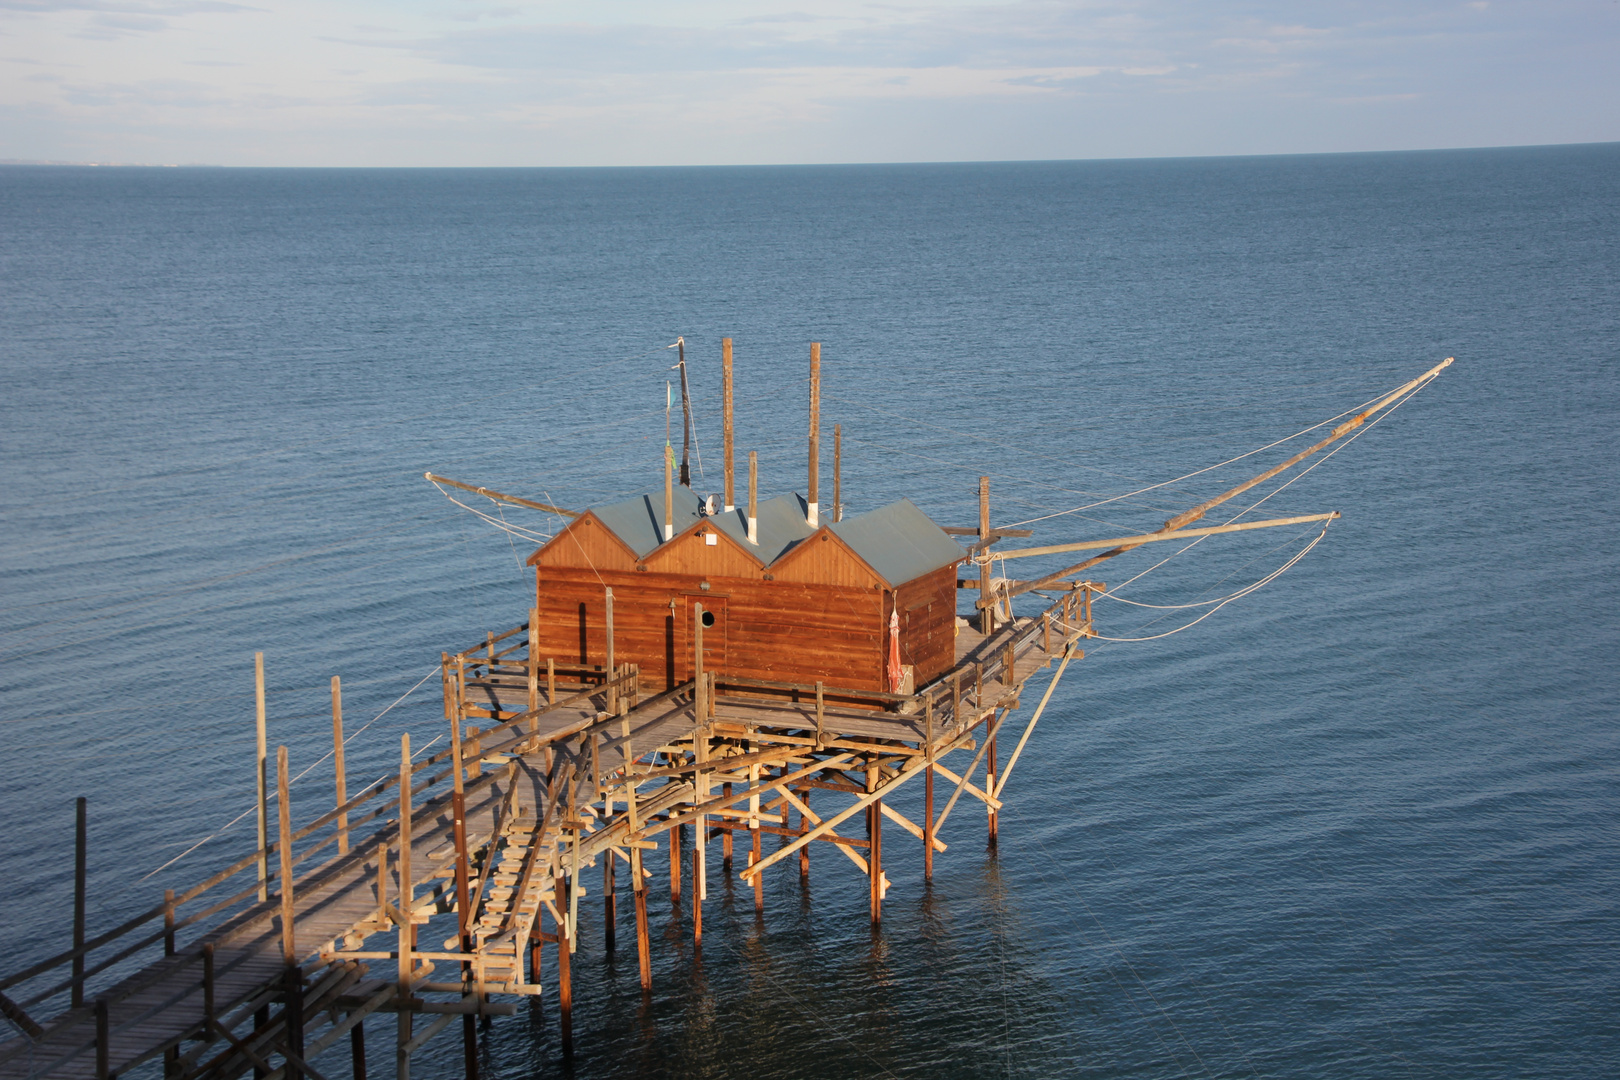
255;653;268;904
808;342;820;527
747;451;758;545
423;473;577;517
678;337;693;488
999;358;1451;603
450;707;476;1080
664;445;674;542
397;734;413;1080
276;745;304;1080
993;511;1342;562
332;677;348;856
72;797;86;1008
978;478;992;634
605;586;616;714
627;773;652;993
722;337;735;511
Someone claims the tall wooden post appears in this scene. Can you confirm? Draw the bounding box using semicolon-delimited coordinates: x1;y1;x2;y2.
450;708;477;1080
721;782;733;870
986;731;999;851
527;612;540;719
331;677;348;856
604;851;617;954
397;734;413;1080
626;775;651;994
605;586;616;713
747;451;759;545
692;830;703;951
722;338;735;511
798;790;810;881
277;745;303;1080
554;876;573;1058
255;653;268;904
833;423;842;522
72;796;86;1007
350;1021;366;1080
867;766;883;926
978;477;993;635
663;445;674;542
807;342;821;527
924;703;936;883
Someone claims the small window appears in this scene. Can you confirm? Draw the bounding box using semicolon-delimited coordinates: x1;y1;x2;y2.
701;610;716;628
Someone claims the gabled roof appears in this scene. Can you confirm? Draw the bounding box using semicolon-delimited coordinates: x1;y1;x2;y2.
830;498;968;586
590;486;704;559
707;494;818;564
543;488;967;585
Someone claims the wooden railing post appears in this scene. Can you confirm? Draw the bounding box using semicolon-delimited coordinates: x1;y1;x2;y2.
202;942;215;1030
332;676;348;856
72;796;86;1008
164;889;175;956
255;653;268;904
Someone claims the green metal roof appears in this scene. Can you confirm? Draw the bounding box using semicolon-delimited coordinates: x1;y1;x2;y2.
830;497;968;586
590;486;703;559
577;488;966;585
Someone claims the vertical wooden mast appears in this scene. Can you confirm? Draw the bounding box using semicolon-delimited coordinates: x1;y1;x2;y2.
722;338;735;512
663;446;674;542
978;477;992;634
747;450;758;545
808;342;820;527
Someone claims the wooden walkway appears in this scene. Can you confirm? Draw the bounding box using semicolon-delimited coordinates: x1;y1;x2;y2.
0;596;1090;1080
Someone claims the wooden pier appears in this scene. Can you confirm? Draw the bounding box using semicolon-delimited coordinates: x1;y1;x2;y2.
0;592;1091;1080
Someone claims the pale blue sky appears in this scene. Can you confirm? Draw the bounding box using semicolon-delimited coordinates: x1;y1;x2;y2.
2;1;1616;165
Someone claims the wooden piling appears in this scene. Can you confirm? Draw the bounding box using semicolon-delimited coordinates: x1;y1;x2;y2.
164;888;175;956
723;337;735;511
72;796;86;1008
605;587;616;715
721;782;733;869
626;777;652;993
924;764;935;883
692;830;703;951
867;766;883;926
798;789;811;880
528;612;540;721
669;823;682;908
808;342;821;527
752;826;764;915
332;676;348;856
605;850;617;954
986;731;999;851
555;880;573;1058
255;652;268;904
351;1021;367;1080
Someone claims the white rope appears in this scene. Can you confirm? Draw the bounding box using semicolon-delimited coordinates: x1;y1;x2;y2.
428;480;554;545
1074;521;1331;642
138;665;440;881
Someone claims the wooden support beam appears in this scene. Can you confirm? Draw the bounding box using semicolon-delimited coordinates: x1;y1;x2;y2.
991;511;1343;562
978;478;992;634
423;473;577;517
554;880;572;1058
277;746;296;965
833;423;842;522
747;450;758;545
396;733;414;1080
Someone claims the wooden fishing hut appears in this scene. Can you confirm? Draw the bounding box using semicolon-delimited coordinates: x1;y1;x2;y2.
526;489;967;697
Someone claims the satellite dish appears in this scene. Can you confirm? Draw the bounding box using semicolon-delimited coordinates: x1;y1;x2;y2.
703;494;718;516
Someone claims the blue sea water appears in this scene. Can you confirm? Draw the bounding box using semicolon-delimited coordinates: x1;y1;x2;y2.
1;144;1617;1079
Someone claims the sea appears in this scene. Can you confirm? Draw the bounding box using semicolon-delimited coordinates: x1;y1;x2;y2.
1;144;1617;1079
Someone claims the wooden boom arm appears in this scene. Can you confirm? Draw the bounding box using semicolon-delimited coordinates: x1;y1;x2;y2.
425;473;578;517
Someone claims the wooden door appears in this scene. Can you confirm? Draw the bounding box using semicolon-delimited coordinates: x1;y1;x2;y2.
676;593;728;683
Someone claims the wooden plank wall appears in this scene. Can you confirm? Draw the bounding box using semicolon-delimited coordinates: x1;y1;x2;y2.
894;563;959;686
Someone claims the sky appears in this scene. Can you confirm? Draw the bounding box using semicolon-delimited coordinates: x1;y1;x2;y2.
2;0;1617;166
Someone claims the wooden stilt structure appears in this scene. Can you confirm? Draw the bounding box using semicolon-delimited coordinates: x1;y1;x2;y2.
0;357;1452;1080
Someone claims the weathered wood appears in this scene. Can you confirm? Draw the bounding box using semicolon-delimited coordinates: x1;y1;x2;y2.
332;676;348;857
277;746;296;964
993;511;1342;562
73;796;86;1008
256;652;269;904
723;337;735;511
978;477;992;634
424;473;577;517
833;423;842;522
748;450;758;545
808;342;820;525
